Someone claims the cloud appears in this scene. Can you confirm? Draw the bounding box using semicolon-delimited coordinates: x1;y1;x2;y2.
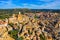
0;0;9;1
39;0;53;2
22;0;60;9
0;0;23;9
39;0;60;9
0;0;60;9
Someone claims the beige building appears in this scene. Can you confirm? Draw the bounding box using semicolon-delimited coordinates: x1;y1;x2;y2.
8;14;18;24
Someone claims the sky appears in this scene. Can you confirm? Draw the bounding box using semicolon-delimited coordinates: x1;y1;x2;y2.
0;0;60;9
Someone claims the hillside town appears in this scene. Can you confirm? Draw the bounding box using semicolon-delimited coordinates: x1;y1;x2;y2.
0;12;60;40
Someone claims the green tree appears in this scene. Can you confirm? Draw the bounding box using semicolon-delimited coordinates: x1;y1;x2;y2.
39;34;46;40
8;23;14;27
8;29;19;40
18;37;24;40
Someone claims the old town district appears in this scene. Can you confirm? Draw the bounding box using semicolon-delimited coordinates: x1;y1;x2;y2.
0;12;60;40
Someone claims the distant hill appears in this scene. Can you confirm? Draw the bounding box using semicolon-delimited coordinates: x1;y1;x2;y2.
31;9;60;13
0;8;60;19
0;9;60;14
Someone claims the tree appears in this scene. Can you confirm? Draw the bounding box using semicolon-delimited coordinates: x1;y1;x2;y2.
39;34;46;40
8;29;19;40
18;37;24;40
8;23;14;27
